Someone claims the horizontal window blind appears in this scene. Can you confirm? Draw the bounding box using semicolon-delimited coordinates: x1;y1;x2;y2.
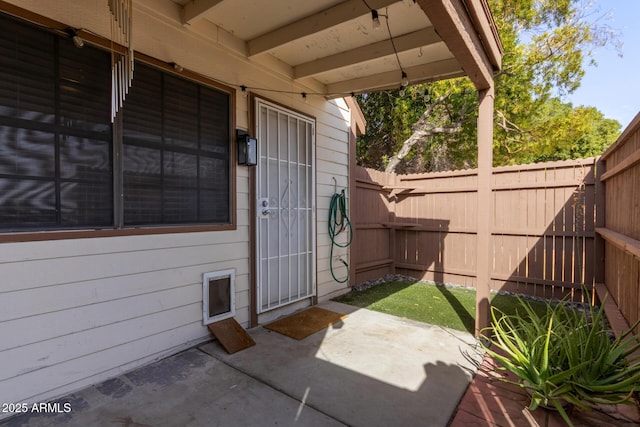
0;13;113;230
122;63;231;226
0;12;233;233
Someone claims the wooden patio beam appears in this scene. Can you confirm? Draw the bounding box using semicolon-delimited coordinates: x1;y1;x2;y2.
475;85;494;337
416;0;497;90
463;0;503;70
182;0;225;25
247;0;397;57
294;27;441;79
325;58;463;98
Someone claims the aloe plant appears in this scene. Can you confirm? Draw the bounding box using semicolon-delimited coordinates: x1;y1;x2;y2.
481;296;640;426
558;300;640;408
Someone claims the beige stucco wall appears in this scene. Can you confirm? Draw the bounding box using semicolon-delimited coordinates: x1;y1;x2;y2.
0;0;351;411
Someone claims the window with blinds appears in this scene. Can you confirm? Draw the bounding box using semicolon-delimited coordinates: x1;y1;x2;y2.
0;14;113;230
0;12;233;233
122;64;231;226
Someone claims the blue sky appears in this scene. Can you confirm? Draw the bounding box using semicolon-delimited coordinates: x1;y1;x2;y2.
561;0;640;128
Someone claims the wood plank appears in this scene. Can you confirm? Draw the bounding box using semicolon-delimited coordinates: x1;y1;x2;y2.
351;160;598;300
490;273;583;289
595;283;640;357
247;0;397;57
394;262;475;277
355;223;389;230
597;227;640;259
182;0;225;24
355;258;394;273
326;58;464;96
207;317;255;354
600;112;640;160
294;27;440;79
417;0;495;89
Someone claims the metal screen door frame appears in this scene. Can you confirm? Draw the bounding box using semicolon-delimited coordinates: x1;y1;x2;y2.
255;99;316;313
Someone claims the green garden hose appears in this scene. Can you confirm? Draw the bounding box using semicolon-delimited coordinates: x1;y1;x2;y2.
328;188;352;283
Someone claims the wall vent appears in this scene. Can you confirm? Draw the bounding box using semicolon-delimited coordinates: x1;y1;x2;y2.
202;269;235;325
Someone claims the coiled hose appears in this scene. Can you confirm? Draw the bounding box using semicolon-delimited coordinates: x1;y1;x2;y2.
328;188;352;283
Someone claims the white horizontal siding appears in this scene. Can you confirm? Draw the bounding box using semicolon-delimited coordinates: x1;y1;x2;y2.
0;0;353;412
315;98;351;306
1;322;208;404
1;240;249;295
1;302;200;381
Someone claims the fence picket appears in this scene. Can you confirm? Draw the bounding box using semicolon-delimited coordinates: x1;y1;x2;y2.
353;158;598;301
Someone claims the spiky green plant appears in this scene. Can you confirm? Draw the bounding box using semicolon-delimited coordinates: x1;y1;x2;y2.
482;297;640;426
558;300;640;408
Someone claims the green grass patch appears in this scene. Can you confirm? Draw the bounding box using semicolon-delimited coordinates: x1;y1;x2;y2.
334;280;548;333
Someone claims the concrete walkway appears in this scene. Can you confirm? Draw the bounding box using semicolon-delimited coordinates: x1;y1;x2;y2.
3;301;481;427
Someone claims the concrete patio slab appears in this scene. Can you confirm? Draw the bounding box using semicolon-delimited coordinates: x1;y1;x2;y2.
200;301;481;427
2;302;480;427
2;348;342;427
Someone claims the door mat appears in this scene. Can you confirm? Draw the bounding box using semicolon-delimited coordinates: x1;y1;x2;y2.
263;307;347;340
207;317;256;354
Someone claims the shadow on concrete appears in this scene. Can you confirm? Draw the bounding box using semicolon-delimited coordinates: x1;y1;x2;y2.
199;301;479;427
2;301;480;427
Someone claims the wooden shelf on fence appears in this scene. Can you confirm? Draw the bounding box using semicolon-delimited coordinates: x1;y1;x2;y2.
381;185;414;196
355;224;596;236
355;179;390;192
384;222;418;229
355;258;394;273
356;223;389;230
386;223;460;232
494;229;596;238
355;222;419;229
596;227;640;259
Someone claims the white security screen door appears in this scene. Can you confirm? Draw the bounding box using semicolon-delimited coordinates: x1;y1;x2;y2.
256;99;316;313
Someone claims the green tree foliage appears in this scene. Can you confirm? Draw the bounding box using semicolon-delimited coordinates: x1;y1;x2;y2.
532;100;621;162
356;0;622;172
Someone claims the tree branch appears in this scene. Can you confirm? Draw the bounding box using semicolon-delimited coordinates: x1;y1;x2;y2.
385;90;468;173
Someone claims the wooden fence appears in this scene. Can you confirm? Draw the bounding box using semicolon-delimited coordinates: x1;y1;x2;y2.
597;113;640;333
353;158;599;300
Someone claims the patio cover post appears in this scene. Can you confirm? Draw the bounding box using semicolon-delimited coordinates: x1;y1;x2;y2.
475;85;494;336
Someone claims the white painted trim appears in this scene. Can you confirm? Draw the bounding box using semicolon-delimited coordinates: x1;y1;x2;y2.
202;269;236;325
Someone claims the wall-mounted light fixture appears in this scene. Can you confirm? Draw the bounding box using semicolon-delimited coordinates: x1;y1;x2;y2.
65;28;84;48
237;129;257;166
371;9;381;29
169;62;184;72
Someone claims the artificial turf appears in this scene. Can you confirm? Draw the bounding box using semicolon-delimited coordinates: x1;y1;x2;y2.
334;280;548;334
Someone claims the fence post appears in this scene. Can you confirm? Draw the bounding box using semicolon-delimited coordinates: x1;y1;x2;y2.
389;173;397;275
475;85;494;337
594;156;606;287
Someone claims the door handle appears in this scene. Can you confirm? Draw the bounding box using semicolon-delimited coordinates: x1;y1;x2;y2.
262;208;271;215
